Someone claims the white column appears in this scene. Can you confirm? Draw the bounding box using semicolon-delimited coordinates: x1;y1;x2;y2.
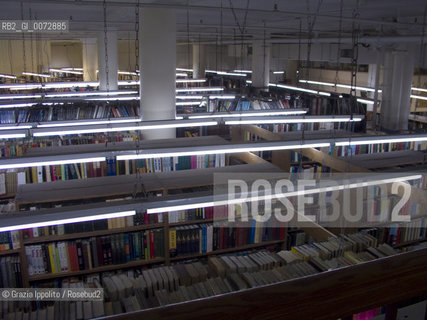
367;63;377;99
380;46;414;132
140;8;176;140
98;30;118;91
192;44;206;79
82;38;98;82
252;40;271;91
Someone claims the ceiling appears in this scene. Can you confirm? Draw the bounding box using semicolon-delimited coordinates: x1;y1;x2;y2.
0;0;426;44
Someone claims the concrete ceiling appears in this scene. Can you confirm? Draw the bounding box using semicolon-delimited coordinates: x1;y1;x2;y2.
0;0;426;44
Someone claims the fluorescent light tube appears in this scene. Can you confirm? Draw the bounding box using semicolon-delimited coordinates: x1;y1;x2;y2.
335;135;427;146
33;120;218;137
273;71;285;74
49;68;83;75
176;87;224;93
22;72;51;78
233;70;252;73
37;118;142;128
61;67;83;71
176;79;206;83
176;73;188;77
318;92;331;97
206;70;246;77
45;90;137;98
117;141;331;161
0;74;17;79
0;94;42;100
209;95;236;99
118;71;138;76
299;79;335;86
188;110;307;119
411;87;427;93
0;156;106;170
216;71;246;77
176;95;204;100
4;84;43;90
411;94;427;101
357;98;375;105
0;125;32;130
299;79;383;93
0;210;136;233
176;101;201;106
276;84;319;94
85;96;139;101
0;103;38;108
0;133;26;139
224;115;363;125
336;83;381;93
43;81;99;89
246;80;253;84
176;68;193;72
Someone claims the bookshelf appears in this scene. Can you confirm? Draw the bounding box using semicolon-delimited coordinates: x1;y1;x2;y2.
339;150;427;170
0;101;140;125
5;150;296;289
0;122;425;319
102;247;427;320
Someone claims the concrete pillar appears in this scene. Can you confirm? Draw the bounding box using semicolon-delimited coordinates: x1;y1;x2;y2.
367;64;377;99
82;38;98;82
283;60;298;85
380;46;415;132
140;8;176;139
252;40;271;91
98;30;118;91
192;44;207;79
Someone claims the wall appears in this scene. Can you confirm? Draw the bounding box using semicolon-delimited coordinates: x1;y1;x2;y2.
50;41;82;69
0;39;51;75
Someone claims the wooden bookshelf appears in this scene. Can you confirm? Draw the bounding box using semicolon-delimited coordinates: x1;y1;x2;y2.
339;150;427;170
169;239;285;262
169;219;214;227
15;162;278;208
21;223;164;244
0;248;21;256
28;257;165;282
105;247;427;320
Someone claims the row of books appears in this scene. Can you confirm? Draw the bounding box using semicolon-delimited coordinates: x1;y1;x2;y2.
169;221;285;257
333;141;425;157
97;232;400;316
0;229;20;251
0;171;26;196
25;229;164;275
22;213;163;240
2;103;139;123
289;164;330;177
206;98;299;113
0;256;23;288
1;230;404;318
363;217;427;247
167;207;215;223
0;134;137;158
309;96;358;116
13;154;226;185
